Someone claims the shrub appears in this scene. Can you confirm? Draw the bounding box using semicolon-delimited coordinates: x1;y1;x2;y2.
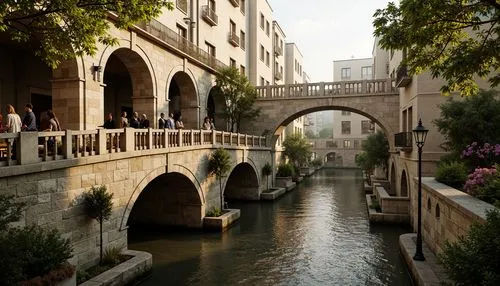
0;225;73;285
435;161;468;189
464;165;500;207
262;163;273;191
461;142;500;169
206;207;223;217
439;209;500;285
311;158;323;167
276;163;295;177
0;194;26;231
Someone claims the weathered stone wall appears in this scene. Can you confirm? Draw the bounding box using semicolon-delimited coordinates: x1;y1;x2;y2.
418;178;495;254
0;146;271;269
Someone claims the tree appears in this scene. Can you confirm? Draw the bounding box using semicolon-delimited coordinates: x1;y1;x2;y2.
318;127;333;139
0;195;25;232
433;89;500;153
373;0;500;96
215;67;260;132
208;148;231;210
282;133;312;169
0;1;174;68
439;209;500;285
304;129;318;139
262;162;273;191
355;152;373;185
82;185;113;264
361;130;390;174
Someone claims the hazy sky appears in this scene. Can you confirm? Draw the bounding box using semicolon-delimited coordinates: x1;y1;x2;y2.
269;0;392;82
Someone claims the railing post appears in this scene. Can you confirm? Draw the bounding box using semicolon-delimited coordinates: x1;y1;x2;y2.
340;82;346;94
303;83;308;96
212;130;216;144
387;78;393;92
284;84;290;97
62;130;72;159
229;132;233;145
265;85;272;98
96;129;107;155
147;128;153;150
319;82;325;96
178;129;182;146
361;80;367;93
245;134;248;146
18;132;39;165
237;133;240;145
221;131;225;145
190;130;194;146
120;128;135;152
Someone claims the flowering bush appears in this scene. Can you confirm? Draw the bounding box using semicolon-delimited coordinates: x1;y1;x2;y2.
464;165;500;207
461;142;500;169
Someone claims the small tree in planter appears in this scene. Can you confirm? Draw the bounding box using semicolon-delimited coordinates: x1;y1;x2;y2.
276;163;295;178
83;185;113;264
282;133;312;171
262;162;273;191
208;148;231;211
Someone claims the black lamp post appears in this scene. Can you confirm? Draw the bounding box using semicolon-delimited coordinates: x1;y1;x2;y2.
412;118;428;261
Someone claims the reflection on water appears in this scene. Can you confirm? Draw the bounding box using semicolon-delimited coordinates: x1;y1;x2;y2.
129;169;413;285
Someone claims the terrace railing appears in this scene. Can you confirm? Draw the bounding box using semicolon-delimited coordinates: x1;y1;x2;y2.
0;129;267;168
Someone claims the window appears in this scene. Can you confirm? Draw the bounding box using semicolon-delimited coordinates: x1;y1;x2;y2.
341;111;351;116
229;20;236;34
361;66;373;80
341;68;351;80
208;0;216;10
176;0;188;13
260;76;265;86
240;65;245;75
361;120;372;134
266;21;270;36
402;109;408;132
354;140;359;149
240;30;245;50
341;121;351;135
230;58;236;68
177;24;187;39
205;41;216;57
260;45;264;61
343;140;351;148
240;0;245;14
266;51;270;66
260;13;264;29
408;107;413;132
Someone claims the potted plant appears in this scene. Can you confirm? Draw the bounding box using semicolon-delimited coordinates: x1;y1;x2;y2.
208;148;231;210
82;185;113;264
275;163;296;191
262;162;273;192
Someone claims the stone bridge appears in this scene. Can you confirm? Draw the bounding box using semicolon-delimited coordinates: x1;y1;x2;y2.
242;79;399;149
308;139;364;167
0;129;270;268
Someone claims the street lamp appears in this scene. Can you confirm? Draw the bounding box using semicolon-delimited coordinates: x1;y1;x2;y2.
412;118;428;261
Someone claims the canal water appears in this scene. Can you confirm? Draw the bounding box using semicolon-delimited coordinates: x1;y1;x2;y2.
129;168;413;285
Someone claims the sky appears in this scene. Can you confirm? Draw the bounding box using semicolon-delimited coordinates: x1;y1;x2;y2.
269;0;392;82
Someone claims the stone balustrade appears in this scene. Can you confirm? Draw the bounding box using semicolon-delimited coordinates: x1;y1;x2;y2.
255;79;396;99
0;129;267;168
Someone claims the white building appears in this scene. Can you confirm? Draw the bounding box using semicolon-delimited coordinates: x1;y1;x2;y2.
272;20;286;85
285;43;304;84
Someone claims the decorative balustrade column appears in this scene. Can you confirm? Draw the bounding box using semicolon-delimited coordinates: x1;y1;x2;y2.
212;130;216;144
319;82;325;96
178;130;183;147
96;129;107;155
120;128;135;152
62;130;72;159
147;128;153;150
18;132;39;165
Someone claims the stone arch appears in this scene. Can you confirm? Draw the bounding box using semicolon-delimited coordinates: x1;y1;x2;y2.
127;172;204;228
98;40;157;125
165;66;200;129
206;85;226;130
225;162;260;201
120;165;204;230
401;169;408;197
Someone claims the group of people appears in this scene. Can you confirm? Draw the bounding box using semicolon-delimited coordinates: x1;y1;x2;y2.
0;103;61;134
101;111;218;131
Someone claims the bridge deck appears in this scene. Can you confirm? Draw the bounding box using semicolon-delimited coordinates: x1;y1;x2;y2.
255;79;396;99
0;129;267;172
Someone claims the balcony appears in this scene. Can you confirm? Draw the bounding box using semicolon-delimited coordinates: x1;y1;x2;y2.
396;65;412;88
274;45;283;56
134;19;226;71
229;0;239;7
394;132;412;151
228;32;240;47
202;5;218;26
274;70;283;81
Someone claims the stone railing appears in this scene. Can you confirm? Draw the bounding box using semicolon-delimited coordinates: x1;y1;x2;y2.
0;129;267;167
255;79;396;99
419;177;496;254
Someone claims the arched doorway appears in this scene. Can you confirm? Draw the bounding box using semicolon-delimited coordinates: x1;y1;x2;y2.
103;48;154;128
127;172;203;228
168;72;198;129
225;163;260;201
390;163;396;196
400;170;408;197
206;86;226;131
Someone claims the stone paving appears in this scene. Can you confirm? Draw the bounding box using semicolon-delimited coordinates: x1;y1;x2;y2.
399;233;451;286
